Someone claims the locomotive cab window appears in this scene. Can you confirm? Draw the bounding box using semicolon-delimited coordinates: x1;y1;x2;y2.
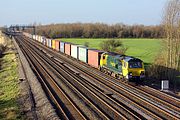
118;62;122;69
129;62;142;68
103;55;106;59
118;61;122;66
115;64;118;69
124;62;126;68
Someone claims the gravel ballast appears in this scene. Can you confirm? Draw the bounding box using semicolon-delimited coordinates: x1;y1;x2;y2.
12;36;59;120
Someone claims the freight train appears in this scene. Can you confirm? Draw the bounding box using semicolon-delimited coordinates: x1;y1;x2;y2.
22;32;145;83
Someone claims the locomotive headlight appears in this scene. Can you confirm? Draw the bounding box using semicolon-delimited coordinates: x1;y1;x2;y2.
140;71;145;78
129;72;132;76
128;72;133;78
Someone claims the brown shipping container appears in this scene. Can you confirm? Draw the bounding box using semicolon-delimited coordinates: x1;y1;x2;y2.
55;40;60;51
88;49;104;68
65;43;71;55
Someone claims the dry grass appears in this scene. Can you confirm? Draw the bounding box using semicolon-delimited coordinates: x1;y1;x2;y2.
146;51;167;79
0;31;21;120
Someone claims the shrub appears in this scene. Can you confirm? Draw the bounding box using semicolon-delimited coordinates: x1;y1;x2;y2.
100;39;127;54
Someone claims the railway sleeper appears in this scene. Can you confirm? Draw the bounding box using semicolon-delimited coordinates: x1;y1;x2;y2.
46;53;54;58
63;64;81;76
42;49;47;54
54;57;64;64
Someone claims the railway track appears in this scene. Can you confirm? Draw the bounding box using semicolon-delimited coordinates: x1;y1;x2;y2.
15;35;180;119
15;36;137;119
16;37;86;119
53;56;180;119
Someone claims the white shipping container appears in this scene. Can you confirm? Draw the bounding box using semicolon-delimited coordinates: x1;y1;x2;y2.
39;36;43;43
47;39;49;47
42;37;46;45
38;36;41;42
48;39;52;48
36;35;39;41
71;45;78;59
60;42;65;53
35;35;39;41
78;47;88;63
32;35;36;40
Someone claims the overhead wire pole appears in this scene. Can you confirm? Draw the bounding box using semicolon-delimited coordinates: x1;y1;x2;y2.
8;25;36;35
3;25;36;38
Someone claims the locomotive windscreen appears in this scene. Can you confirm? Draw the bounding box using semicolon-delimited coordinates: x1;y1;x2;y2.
129;61;143;68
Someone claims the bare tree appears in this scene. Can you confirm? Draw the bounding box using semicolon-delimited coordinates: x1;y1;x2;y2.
163;0;180;81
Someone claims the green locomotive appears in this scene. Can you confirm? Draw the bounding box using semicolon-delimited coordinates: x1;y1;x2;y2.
99;52;145;83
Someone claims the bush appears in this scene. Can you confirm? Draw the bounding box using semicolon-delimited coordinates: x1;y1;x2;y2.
84;42;89;47
100;39;127;54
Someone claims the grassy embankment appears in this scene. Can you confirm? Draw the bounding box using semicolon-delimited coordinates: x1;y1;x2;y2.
0;32;21;119
55;38;162;64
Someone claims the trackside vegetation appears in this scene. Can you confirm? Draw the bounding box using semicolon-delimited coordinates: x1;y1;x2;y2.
0;32;21;119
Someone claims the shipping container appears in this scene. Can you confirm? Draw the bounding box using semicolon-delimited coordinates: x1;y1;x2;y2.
46;39;49;47
38;36;40;41
46;38;49;46
35;35;38;41
40;36;43;43
78;46;88;63
37;36;39;42
48;39;52;48
38;36;41;42
37;36;40;41
42;37;46;45
52;40;56;49
55;40;60;51
60;42;65;53
32;35;36;40
88;49;104;68
71;45;84;59
47;39;49;47
65;43;71;55
71;44;79;59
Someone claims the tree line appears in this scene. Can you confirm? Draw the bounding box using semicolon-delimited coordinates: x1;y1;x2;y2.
147;0;180;91
162;0;180;86
26;23;164;39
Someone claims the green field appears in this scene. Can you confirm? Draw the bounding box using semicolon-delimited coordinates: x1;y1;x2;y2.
55;38;162;64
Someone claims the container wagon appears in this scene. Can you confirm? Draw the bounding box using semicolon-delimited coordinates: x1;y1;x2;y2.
65;43;71;55
88;49;104;68
60;42;65;53
78;46;88;63
55;40;60;51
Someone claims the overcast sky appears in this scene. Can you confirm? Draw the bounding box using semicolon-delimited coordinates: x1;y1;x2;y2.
0;0;167;27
